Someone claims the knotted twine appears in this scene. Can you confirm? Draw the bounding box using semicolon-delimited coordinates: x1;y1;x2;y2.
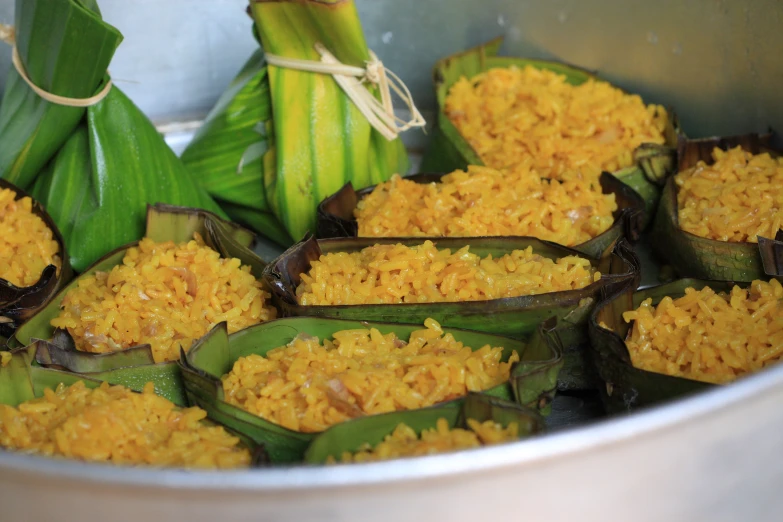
0;24;112;107
265;43;425;141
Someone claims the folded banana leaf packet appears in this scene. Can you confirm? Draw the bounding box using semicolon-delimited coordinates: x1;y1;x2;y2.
0;0;224;273
0;178;72;338
304;392;545;464
586;277;783;413
419;37;682;224
316;170;646;259
179;317;563;464
7;205;276;405
183;0;413;246
650;133;783;282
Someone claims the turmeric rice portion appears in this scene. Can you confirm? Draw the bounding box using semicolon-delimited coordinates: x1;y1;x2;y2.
355;166;617;245
0;382;251;469
676;146;783;243
332;417;519;463
0;188;61;287
445;66;668;179
222;318;519;433
623;279;783;384
50;235;276;363
297;241;600;306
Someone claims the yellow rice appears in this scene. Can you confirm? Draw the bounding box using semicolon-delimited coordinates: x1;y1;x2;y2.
355;166;617;245
50;235;276;363
332;417;519;463
222;318;518;433
0;351;10;367
0;188;61;287
0;381;251;469
622;279;783;384
676;146;783;243
297;241;600;306
445;66;668;179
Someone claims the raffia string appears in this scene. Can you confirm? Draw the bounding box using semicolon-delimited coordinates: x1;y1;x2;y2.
265;43;425;141
0;24;112;107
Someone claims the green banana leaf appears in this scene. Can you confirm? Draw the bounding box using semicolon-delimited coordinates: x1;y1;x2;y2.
586;278;744;413
0;0;225;272
419;37;682;223
220;200;294;250
0;179;72;337
0;343;267;464
304;392;544;464
264;235;640;340
316;171;646;258
179;317;562;464
650;133;783;282
0;0;121;188
8;205;269;399
249;0;409;243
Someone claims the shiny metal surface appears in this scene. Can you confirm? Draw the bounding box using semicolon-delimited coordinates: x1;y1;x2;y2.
1;0;783;520
2;362;783;521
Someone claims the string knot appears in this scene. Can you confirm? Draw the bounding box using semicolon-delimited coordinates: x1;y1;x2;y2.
0;23;112;107
265;42;425;141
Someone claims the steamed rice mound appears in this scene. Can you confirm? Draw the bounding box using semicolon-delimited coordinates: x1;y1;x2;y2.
623;279;783;384
297;241;600;306
0;188;61;287
676;146;783;242
355;166;617;245
332;417;519;463
0;381;251;469
50;235;276;363
222;318;519;433
445;66;668;179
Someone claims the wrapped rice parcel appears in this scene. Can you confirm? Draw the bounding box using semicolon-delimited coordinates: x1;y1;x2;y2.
183;0;419;246
8;205;279;403
420;38;681;222
305;393;544;464
0;0;224;272
588;277;783;413
179;317;563;463
0;346;264;467
650;133;783;281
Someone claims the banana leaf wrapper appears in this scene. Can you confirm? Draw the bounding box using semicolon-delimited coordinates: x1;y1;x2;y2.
304;392;544;464
179;49;291;248
178;317;563;464
0;344;267;464
247;0;409;243
7;205;269;404
0;0;224;272
316;171;646;259
0;179;72;338
650;133;783;281
586;278;742;413
419;37;681;224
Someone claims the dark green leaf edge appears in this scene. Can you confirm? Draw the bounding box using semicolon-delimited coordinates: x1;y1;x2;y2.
304;392;545;464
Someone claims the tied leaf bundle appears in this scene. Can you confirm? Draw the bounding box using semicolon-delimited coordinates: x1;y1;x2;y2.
0;0;224;272
183;0;410;246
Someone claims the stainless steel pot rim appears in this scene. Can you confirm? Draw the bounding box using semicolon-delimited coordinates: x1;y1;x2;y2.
3;362;781;491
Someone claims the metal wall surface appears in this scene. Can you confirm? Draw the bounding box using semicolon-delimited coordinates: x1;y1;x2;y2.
0;0;781;140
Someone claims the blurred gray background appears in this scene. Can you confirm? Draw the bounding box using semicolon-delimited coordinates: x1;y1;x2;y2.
0;0;780;147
